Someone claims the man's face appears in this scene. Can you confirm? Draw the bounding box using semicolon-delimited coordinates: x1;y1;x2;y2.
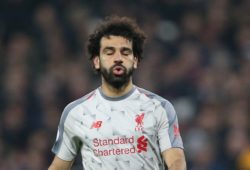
93;35;138;89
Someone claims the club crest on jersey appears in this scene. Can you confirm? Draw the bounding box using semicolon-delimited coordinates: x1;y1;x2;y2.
135;113;145;131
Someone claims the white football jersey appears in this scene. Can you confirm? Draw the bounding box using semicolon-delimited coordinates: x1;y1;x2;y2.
52;86;184;170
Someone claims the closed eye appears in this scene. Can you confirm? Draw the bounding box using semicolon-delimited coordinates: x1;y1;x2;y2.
121;48;133;56
103;47;115;55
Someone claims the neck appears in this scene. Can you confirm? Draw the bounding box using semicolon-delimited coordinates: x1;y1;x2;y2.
101;78;133;97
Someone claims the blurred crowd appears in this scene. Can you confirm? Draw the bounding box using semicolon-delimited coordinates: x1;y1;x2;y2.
0;0;250;169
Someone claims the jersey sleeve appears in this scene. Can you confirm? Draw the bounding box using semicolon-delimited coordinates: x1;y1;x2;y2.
157;100;184;152
52;104;82;161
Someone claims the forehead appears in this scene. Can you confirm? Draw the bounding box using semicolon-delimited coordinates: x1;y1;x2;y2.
100;35;132;49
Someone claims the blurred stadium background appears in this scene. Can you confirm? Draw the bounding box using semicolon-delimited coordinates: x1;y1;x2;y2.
0;0;250;169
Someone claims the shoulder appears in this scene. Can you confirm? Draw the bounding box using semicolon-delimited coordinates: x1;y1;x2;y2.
136;86;174;108
60;89;97;122
135;86;176;117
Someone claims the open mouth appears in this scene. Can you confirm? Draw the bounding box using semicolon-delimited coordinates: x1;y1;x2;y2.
112;65;125;76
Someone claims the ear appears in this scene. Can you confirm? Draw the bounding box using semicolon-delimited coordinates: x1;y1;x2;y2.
133;57;138;69
93;56;100;69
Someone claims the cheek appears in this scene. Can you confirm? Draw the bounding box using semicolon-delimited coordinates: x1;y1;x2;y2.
98;59;111;71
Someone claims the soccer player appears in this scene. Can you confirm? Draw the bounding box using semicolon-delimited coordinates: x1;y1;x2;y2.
48;16;186;170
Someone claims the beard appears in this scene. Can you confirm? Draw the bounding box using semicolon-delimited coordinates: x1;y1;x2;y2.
100;64;134;89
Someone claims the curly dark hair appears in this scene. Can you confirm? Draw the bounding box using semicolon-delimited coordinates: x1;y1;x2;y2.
87;16;146;62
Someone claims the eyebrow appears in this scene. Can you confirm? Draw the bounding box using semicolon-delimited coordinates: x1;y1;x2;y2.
102;46;115;52
121;47;132;51
102;46;132;52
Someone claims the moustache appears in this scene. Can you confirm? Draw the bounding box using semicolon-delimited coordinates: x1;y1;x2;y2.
111;64;126;70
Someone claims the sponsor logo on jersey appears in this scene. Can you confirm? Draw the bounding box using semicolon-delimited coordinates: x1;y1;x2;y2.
93;136;134;147
135;113;145;131
91;120;102;129
137;135;148;153
93;135;148;156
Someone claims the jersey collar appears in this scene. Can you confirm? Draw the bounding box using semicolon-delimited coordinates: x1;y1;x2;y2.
98;86;136;101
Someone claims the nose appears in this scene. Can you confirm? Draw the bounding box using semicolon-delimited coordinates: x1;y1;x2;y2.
114;52;123;62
